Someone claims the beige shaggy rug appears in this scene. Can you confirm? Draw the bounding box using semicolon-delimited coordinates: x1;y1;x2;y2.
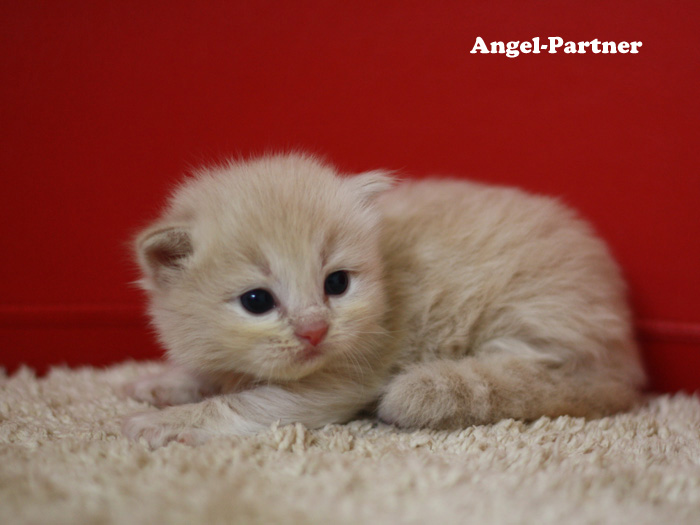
1;362;699;525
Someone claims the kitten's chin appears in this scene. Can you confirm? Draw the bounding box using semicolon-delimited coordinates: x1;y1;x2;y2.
273;357;327;381
170;344;331;382
258;347;330;381
176;357;323;384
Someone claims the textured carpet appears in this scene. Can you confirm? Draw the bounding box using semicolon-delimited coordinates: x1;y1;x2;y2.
1;362;699;525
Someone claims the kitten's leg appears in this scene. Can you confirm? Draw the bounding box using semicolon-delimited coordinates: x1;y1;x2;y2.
122;377;369;448
377;342;641;429
124;364;214;407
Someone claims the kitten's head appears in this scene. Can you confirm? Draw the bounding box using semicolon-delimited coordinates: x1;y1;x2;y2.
135;154;393;381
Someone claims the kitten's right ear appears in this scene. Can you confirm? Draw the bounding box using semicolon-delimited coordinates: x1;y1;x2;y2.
349;170;396;204
135;225;193;288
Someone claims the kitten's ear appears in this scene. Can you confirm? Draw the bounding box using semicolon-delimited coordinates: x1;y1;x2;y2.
350;170;396;203
135;225;193;288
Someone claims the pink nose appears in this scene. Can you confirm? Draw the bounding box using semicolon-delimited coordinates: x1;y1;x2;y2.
295;321;328;347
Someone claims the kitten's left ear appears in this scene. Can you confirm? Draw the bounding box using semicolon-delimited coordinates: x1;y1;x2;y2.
349;170;396;203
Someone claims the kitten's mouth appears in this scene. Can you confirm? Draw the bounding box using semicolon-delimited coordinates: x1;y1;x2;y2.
297;344;323;362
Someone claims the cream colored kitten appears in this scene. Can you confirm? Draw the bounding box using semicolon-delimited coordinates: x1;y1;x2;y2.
123;154;645;447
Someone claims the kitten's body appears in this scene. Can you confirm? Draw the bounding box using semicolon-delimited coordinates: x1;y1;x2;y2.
123;154;645;447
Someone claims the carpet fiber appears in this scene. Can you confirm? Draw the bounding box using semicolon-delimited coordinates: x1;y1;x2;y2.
1;362;699;524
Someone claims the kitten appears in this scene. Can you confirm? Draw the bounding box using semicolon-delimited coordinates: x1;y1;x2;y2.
123;154;645;447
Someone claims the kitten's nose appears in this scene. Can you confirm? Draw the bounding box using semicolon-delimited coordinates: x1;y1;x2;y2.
295;321;328;347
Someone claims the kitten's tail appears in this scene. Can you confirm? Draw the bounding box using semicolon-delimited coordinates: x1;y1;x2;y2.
377;346;644;429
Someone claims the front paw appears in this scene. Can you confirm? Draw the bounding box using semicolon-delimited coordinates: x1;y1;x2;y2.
124;373;206;407
122;410;213;448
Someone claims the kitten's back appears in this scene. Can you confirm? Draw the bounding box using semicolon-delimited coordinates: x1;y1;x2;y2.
378;179;641;382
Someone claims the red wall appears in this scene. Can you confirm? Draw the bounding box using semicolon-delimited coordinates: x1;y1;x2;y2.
2;1;698;392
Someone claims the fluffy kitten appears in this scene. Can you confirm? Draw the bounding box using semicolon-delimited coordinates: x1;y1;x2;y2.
123;154;645;447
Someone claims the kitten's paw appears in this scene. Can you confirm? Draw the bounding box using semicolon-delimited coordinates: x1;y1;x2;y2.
174;429;214;446
122;411;213;448
124;373;206;407
378;361;487;429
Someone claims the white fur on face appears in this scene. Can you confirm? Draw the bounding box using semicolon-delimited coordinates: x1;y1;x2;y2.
138;154;390;381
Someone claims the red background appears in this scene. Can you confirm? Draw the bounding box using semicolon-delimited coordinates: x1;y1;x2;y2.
2;1;698;392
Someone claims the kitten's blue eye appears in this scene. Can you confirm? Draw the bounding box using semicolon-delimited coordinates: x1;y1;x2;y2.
240;289;275;314
324;271;349;296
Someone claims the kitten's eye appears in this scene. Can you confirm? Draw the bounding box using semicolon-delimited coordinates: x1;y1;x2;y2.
324;271;349;296
240;289;275;314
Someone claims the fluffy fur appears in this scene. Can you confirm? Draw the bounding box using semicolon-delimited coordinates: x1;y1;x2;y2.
123;154;645;447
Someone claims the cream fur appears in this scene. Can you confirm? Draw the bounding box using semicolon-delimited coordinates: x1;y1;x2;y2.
123;154;645;447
